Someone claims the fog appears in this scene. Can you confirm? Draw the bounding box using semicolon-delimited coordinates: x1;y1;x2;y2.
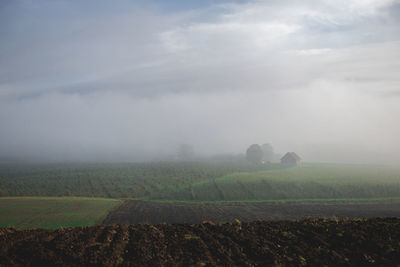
0;0;399;163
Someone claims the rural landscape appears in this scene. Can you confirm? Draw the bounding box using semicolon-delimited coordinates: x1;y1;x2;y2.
2;161;400;229
2;160;400;265
1;0;400;265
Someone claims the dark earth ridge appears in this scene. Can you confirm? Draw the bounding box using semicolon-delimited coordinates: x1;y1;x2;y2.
103;199;400;224
1;218;400;266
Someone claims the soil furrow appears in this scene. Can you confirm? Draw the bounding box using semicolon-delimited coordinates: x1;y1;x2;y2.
103;200;400;225
2;218;400;266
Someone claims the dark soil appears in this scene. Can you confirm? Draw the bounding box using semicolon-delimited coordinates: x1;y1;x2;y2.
1;218;400;266
103;200;400;224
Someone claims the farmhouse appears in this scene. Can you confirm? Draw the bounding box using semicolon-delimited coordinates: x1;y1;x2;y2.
280;152;301;165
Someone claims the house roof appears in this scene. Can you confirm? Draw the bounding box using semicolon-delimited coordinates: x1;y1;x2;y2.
281;152;301;161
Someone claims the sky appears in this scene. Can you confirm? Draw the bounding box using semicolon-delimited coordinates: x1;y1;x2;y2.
0;0;399;163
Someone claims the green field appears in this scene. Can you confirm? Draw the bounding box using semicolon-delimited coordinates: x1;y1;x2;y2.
1;162;400;229
1;162;400;202
0;162;282;198
0;197;122;229
154;163;400;201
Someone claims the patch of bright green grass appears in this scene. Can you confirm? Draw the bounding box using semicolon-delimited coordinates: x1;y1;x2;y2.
0;197;122;229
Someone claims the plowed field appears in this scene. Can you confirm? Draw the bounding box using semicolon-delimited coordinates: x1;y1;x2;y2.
103;199;400;224
1;218;400;266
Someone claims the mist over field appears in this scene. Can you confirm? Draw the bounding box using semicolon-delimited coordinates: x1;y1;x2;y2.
0;0;399;163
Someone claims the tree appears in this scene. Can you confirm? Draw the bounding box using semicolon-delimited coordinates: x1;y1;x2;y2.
177;144;195;161
246;144;263;164
0;189;7;197
261;143;274;163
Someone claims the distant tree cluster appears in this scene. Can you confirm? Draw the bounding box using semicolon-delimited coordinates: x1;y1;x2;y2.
246;143;274;164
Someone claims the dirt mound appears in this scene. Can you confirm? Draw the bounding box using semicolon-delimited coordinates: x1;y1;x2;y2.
1;218;400;266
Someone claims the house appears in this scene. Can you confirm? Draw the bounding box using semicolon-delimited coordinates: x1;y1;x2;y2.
280;152;301;165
